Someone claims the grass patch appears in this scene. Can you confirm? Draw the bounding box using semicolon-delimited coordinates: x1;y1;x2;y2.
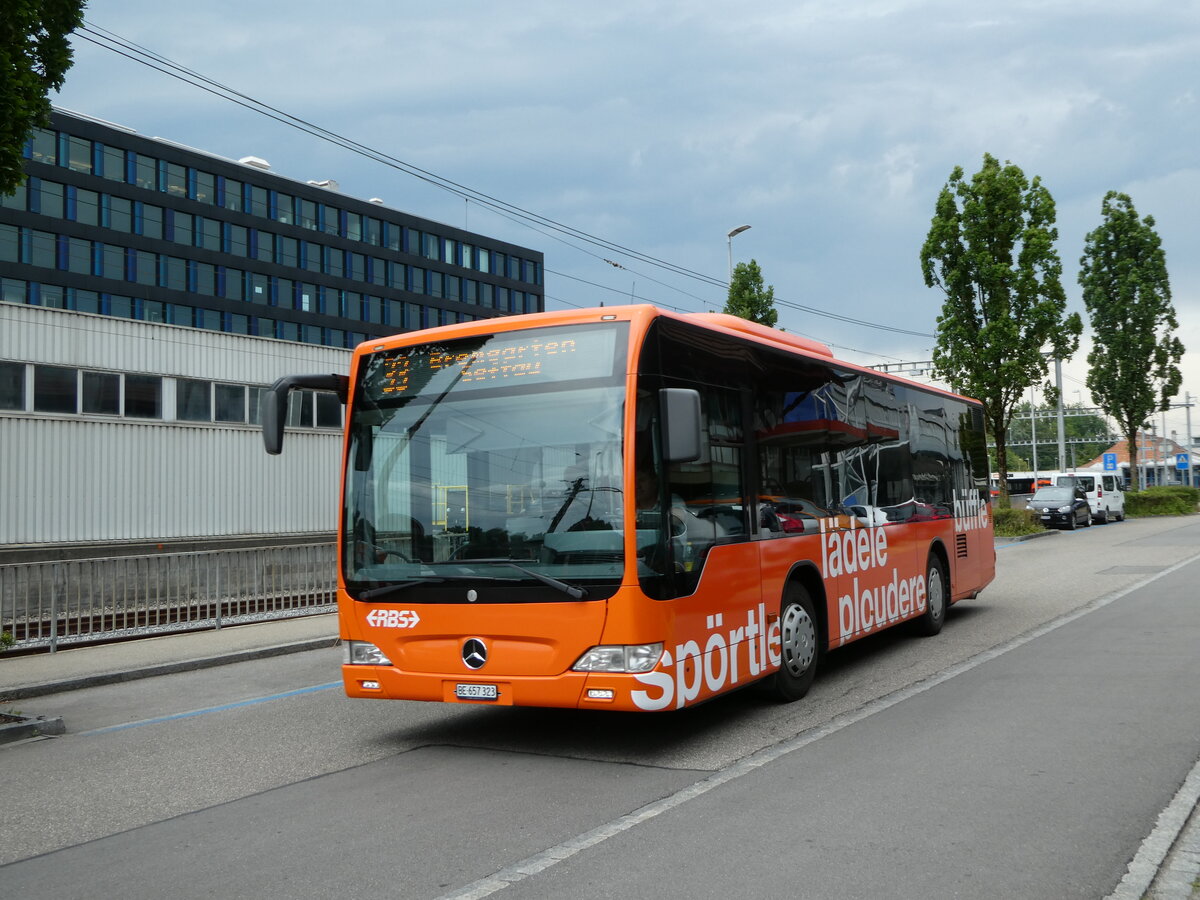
1125;486;1200;517
993;507;1044;537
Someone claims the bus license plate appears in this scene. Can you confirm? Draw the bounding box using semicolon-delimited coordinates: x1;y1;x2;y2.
456;683;498;701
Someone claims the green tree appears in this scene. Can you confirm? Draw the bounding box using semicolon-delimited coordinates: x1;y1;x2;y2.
920;153;1082;507
724;259;778;327
1;0;86;196
1079;191;1183;491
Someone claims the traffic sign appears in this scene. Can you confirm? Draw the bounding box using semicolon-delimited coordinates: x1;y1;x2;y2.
1176;453;1190;471
1102;453;1118;472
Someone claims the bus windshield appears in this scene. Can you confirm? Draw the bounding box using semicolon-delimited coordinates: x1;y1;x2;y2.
342;322;629;600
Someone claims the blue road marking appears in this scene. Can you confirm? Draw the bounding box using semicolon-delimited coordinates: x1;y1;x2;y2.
80;681;342;736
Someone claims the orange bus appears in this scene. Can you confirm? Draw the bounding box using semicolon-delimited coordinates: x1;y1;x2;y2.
263;305;995;711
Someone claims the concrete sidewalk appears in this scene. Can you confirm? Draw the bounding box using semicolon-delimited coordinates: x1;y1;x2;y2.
0;613;339;702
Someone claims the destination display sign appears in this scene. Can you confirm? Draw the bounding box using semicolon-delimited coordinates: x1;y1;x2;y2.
360;323;625;402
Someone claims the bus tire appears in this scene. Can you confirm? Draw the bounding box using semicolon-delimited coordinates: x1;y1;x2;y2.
769;582;820;702
912;553;947;637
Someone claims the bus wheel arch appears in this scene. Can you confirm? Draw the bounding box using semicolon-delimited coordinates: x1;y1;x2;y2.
912;542;950;637
768;565;825;702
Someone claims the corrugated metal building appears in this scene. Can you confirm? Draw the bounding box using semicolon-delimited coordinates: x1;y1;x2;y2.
1;303;348;546
0;108;545;554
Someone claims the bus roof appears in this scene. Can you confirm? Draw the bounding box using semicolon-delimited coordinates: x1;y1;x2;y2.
353;304;979;406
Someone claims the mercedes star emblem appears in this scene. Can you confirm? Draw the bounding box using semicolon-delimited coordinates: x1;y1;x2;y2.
462;638;488;670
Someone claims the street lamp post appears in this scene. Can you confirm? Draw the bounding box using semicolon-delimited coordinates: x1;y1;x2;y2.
727;224;751;280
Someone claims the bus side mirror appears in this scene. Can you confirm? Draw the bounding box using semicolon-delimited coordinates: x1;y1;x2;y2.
263;374;349;455
661;388;702;463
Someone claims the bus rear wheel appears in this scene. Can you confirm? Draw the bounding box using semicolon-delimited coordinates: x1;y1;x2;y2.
912;554;947;636
770;583;819;702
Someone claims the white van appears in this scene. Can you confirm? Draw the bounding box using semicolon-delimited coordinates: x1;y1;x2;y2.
1053;472;1125;524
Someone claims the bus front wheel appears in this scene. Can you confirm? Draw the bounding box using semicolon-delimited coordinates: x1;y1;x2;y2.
770;583;820;702
912;554;947;637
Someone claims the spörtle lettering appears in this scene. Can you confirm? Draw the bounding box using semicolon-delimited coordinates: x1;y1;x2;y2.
631;602;779;711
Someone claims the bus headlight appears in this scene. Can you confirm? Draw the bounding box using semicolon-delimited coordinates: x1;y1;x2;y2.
573;643;663;673
344;641;393;666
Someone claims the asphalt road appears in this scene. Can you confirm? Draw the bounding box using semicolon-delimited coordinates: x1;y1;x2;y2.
3;516;1200;899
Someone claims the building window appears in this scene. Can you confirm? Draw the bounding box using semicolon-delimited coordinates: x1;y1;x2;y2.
134;250;156;286
249;272;269;304
194;170;215;205
177;378;211;421
29;229;55;268
66;236;91;274
36;179;64;218
170;211;193;246
0;361;25;410
316;392;341;428
99;144;125;181
1;181;26;211
227;223;248;257
134;154;156;190
109;295;134;318
287;390;315;427
214;383;246;422
298;198;317;230
222;177;243;212
106;196;132;232
143;300;166;323
273;192;293;224
74;188;99;226
164;255;187;290
33;365;77;413
125;374;162;418
66;136;92;174
30;128;56;164
277;235;298;267
74;289;101;313
164;162;187;198
198;217;220;250
248;185;269;217
140;203;163;240
82;371;120;415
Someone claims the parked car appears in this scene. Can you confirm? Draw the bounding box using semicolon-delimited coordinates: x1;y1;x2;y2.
1029;485;1092;530
1052;473;1125;523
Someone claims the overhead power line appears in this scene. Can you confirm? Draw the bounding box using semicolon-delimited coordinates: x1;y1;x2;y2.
72;21;934;340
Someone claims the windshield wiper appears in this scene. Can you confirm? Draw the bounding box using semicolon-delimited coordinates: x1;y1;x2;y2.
375;561;588;600
500;562;588;600
356;577;444;602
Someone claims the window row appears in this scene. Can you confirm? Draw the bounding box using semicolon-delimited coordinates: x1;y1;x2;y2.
0;361;342;428
0;277;479;348
24;127;542;284
0;214;541;312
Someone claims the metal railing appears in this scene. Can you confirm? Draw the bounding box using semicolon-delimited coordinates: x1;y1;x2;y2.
1;543;337;652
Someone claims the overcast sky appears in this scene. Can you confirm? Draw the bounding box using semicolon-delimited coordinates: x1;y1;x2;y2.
54;1;1200;448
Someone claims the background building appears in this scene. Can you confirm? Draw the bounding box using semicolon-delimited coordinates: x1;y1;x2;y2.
0;108;545;553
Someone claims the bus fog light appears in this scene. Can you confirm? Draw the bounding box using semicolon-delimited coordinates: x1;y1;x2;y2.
360;680;381;690
345;641;393;666
587;689;615;701
573;643;663;673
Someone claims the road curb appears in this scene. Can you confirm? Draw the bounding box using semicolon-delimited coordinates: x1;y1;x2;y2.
0;713;66;744
995;530;1058;543
0;636;340;702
